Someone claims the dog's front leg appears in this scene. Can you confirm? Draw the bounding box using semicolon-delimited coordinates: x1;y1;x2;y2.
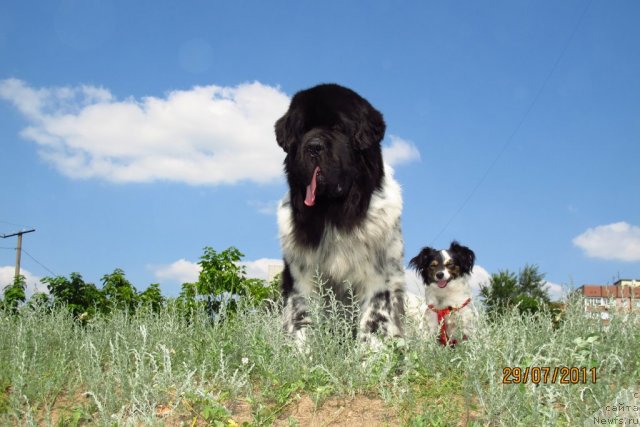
359;289;399;350
283;292;310;350
385;242;406;339
281;263;312;351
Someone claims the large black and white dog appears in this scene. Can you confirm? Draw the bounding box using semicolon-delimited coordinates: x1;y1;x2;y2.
274;83;405;347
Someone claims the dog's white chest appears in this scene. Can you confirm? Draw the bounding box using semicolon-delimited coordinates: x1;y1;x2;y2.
277;171;403;296
308;225;374;284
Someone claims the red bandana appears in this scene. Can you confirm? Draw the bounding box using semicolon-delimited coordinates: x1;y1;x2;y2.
427;298;471;346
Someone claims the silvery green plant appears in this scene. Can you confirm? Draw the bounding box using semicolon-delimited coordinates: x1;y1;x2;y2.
1;278;638;426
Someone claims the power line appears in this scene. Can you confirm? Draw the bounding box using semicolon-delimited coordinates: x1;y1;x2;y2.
21;249;57;277
1;246;57;276
430;0;593;245
0;228;57;278
1;229;36;279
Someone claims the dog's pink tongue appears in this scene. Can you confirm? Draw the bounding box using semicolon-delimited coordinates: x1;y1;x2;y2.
437;280;448;288
304;166;320;207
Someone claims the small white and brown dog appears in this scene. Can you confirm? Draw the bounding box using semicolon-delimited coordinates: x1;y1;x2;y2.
409;241;477;346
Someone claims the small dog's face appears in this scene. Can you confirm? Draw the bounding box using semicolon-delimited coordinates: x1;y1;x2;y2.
409;241;475;288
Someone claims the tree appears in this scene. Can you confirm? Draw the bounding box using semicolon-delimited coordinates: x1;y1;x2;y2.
195;246;277;316
197;246;250;315
138;283;165;312
176;281;199;316
245;277;279;303
480;264;551;315
479;270;518;313
28;292;51;309
1;275;26;313
43;272;106;318
101;268;138;312
3;246;275;318
517;264;550;304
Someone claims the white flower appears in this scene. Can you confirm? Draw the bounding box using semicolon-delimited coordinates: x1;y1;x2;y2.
241;357;249;365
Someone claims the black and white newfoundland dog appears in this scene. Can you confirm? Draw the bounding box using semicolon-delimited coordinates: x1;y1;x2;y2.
274;83;405;348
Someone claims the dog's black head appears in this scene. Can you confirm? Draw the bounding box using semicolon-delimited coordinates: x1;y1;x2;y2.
275;84;386;245
409;241;475;288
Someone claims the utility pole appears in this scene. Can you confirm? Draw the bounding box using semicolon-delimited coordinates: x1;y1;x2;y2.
1;229;35;280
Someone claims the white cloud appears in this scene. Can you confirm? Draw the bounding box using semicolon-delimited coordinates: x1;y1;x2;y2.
0;266;46;298
0;78;289;185
404;268;424;296
152;259;200;284
151;257;284;285
468;265;491;295
573;222;640;262
383;135;421;167
241;258;283;281
1;79;419;186
544;281;565;301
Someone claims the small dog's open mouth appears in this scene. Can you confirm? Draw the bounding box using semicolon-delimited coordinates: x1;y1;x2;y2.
437;279;449;288
304;166;321;207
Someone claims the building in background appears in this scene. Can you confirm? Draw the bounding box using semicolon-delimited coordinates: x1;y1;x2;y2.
578;279;640;321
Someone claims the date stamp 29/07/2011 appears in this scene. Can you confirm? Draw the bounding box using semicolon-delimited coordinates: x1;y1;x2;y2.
502;367;597;385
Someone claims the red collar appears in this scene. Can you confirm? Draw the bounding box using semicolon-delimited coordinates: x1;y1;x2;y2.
427;298;471;346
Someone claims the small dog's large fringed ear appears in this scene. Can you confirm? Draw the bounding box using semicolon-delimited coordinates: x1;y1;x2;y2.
409;247;437;284
449;241;475;275
354;103;386;150
408;253;423;273
274;108;302;153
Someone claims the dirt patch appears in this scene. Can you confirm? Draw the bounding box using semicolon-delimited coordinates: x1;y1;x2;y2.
34;389;92;426
26;390;477;426
281;395;397;426
226;394;398;426
227;399;254;425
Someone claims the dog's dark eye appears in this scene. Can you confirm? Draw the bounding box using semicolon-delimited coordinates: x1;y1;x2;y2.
430;261;438;268
445;261;453;268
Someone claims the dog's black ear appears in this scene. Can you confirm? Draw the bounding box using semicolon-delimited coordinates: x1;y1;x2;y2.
354;103;386;150
409;247;437;283
449;241;475;275
275;108;302;153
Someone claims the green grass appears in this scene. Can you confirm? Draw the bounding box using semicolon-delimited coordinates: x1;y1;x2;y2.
0;293;638;426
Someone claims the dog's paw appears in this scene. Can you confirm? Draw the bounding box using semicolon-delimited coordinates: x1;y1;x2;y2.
360;333;384;353
293;328;310;354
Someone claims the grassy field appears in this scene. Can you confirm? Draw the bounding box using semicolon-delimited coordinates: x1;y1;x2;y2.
0;293;638;426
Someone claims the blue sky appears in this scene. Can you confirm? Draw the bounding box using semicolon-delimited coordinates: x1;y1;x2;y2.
1;0;639;299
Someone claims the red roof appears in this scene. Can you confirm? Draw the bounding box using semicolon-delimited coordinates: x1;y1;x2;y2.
580;284;640;298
